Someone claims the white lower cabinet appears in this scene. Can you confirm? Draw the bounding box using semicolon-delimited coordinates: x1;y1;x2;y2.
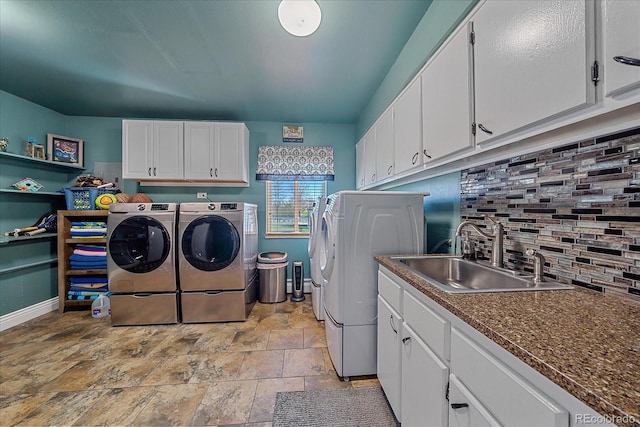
401;323;449;427
450;328;568;427
448;374;501;427
377;266;578;427
377;295;402;420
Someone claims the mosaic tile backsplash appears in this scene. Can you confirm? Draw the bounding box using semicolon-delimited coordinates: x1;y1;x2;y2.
460;128;640;300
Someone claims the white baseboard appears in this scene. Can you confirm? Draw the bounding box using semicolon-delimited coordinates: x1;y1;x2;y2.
286;278;313;294
0;297;59;332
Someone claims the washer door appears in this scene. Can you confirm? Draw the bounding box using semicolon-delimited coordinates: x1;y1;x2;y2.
182;216;240;271
109;216;171;273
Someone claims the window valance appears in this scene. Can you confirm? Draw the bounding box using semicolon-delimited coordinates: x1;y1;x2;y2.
256;145;334;181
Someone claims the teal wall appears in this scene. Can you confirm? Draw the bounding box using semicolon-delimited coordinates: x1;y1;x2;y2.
0;90;70;315
392;172;461;255
356;0;478;138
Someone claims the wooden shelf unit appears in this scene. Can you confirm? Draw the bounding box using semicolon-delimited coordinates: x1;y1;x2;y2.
57;210;108;313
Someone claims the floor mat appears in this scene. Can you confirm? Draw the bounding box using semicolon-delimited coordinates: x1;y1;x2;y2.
273;386;399;427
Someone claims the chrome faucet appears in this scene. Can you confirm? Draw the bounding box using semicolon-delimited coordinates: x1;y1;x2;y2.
455;217;504;268
525;249;546;284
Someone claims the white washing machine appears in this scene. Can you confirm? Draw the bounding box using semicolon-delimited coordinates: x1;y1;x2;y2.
308;196;327;320
320;191;425;378
178;202;258;322
107;203;178;326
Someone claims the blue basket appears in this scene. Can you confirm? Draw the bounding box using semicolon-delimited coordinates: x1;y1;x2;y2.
64;187;118;210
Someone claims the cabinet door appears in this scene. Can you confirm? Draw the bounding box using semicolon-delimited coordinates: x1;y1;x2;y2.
473;0;594;144
215;123;247;182
422;21;474;162
122;120;154;179
377;296;402;421
602;0;640;97
376;108;394;181
401;324;449;427
356;140;366;189
364;129;377;185
184;122;215;180
153;121;183;179
394;78;422;173
448;374;502;427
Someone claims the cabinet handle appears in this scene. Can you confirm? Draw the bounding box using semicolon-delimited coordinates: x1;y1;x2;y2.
148;167;152;177
389;315;398;334
478;124;493;135
153;167;156;176
411;152;419;165
423;149;432;159
387;165;393;175
402;336;411;344
210;168;213;177
372;173;376;181
215;168;218;177
613;56;640;67
360;179;364;186
451;403;469;410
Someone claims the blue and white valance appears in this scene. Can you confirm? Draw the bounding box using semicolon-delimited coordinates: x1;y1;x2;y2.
256;145;334;181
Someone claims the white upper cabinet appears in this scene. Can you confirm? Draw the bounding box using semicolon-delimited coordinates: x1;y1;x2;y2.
356;140;366;189
602;0;640;98
122;120;183;180
376;108;395;181
184;122;249;183
364;128;377;186
394;78;423;174
422;21;475;162
472;0;595;144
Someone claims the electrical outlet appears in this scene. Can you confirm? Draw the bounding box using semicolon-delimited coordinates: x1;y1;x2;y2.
197;192;207;199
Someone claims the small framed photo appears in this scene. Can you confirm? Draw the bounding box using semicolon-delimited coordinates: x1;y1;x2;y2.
47;134;83;167
282;125;303;143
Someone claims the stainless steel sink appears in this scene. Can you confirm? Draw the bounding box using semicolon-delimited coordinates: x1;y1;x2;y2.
390;255;573;294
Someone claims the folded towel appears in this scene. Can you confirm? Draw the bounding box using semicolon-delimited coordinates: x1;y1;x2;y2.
67;290;109;296
69;254;107;262
70;277;108;284
66;294;99;300
73;249;107;257
71;222;107;228
70;228;107;234
70;286;108;293
71;235;105;239
70;263;107;270
75;245;106;252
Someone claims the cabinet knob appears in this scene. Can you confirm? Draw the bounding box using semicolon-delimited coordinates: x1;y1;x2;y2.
451;403;469;410
613;56;640;67
478;123;493;135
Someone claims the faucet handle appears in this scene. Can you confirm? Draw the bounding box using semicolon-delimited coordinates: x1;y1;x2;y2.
485;215;501;225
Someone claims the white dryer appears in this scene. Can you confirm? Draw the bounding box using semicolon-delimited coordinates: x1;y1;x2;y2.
320;191;425;378
107;203;178;326
307;196;327;320
178;202;258;322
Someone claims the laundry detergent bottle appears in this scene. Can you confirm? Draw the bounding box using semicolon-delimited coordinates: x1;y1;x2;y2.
91;294;111;318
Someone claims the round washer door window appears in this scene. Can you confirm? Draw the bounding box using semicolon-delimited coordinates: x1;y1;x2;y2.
182;216;240;271
109;217;171;273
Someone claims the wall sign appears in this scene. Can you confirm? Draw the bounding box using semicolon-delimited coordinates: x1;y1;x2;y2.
283;125;303;143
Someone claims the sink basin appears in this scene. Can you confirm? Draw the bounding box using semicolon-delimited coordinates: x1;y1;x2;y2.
390;255;573;294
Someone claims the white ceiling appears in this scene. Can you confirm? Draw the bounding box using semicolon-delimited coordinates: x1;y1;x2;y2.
0;0;432;124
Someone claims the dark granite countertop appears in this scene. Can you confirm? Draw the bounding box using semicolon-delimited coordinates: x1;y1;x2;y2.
375;255;640;427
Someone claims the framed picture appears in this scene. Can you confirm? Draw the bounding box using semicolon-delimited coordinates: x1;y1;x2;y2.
282;125;303;143
47;134;83;167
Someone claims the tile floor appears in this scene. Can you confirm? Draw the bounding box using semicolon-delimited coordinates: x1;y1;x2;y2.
0;298;379;426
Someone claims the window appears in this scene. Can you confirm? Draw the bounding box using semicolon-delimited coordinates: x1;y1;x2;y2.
266;180;326;236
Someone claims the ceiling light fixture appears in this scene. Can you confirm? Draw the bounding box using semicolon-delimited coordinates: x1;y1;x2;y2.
278;0;322;37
